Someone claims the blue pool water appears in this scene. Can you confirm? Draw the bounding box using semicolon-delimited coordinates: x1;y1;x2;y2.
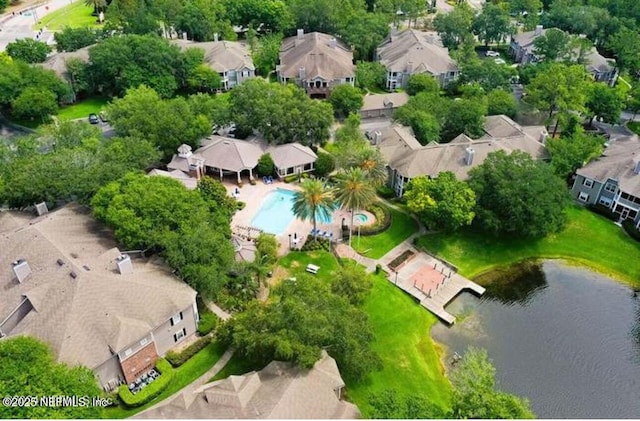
251;188;332;235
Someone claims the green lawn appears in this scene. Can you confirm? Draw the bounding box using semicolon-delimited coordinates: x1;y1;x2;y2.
351;206;418;259
57;97;110;121
628;121;640;135
35;2;99;30
277;250;341;282
417;205;640;286
102;340;227;419
346;274;452;417
208;354;264;382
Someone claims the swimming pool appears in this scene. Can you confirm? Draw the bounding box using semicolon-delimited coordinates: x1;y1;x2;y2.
251;188;333;235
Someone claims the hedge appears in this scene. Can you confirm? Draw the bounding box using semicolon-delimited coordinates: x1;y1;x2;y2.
622;219;640;242
197;312;217;336
117;359;174;408
376;185;396;199
359;204;392;236
588;203;617;221
283;174;298;183
165;335;212;368
300;236;331;251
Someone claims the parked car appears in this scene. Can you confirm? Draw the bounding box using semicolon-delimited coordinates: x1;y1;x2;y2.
486;50;500;57
88;113;99;124
494;58;506;65
98;111;108;122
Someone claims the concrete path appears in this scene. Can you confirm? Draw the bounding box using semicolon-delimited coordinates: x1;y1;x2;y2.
134;348;234;417
205;300;232;321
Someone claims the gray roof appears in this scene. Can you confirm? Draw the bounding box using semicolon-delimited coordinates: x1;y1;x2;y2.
511;28;547;52
135;350;360;419
38;45;92;79
267;143;317;169
148;169;199;190
361;92;409;112
171;39;255;72
381;115;548;179
0;204;196;369
576;134;640;197
377;29;458;75
278;32;355;81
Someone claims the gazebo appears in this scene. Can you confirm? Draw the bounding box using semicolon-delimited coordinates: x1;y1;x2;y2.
195;137;262;183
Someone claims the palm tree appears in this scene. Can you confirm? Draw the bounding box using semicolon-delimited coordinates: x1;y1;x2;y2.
335;168;377;247
292;179;336;238
85;0;107;15
353;147;388;187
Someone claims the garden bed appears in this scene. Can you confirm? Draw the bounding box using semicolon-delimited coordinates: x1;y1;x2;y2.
359;204;391;236
388;249;416;271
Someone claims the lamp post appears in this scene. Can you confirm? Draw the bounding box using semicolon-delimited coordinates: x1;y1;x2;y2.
288;234;292;250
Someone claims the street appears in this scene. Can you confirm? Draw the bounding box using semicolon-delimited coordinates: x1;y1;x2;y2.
0;0;75;50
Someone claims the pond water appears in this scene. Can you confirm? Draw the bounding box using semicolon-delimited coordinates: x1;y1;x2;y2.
432;261;640;419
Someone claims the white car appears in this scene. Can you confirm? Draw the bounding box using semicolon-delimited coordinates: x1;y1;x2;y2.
486;51;500;57
494;58;506;65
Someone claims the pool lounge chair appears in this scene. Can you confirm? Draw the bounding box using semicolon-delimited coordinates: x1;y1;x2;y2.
263;176;268;184
267;176;273;184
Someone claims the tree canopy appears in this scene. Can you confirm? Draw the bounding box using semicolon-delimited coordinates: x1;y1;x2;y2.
546;131;605;180
0;336;103;419
6;39;51;63
329;84;364;118
472;3;512;46
468;150;571;238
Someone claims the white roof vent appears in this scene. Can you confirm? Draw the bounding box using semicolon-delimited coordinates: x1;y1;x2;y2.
465;147;475;166
116;254;133;275
35;202;48;216
12;259;32;283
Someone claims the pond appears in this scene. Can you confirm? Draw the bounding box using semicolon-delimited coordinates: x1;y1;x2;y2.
432;260;640;418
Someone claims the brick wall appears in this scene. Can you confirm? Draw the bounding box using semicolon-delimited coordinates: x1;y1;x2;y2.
120;342;159;384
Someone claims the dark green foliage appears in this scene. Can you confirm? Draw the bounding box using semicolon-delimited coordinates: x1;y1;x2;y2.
329;84;364;118
433;2;474;50
359;204;392;235
255;232;278;264
330;263;373;305
355;61;387;92
257;153;275;177
223;0;293;33
472;3;512;46
369;390;446;419
230;79;333;146
468;150;572;238
0;336;103;418
487;89;517;118
406;73;440;96
376;185;395;199
533;28;573;62
217;275;381;380
165;337;213;367
106;86;211;159
460;59;515;92
335;10;389;61
54;27;101;52
251;32;284;76
546;132;605;180
118;359;174;408
6;38;51;63
92;173;234;299
300;236;331;251
451;347;535;419
197;176;237;218
586;83;624;125
314;152;336;177
588;203;618;221
197;313;218;336
440;98;486;142
11;87;58;121
622;219;640;242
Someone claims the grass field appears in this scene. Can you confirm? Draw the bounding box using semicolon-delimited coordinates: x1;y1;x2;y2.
276;250;341;280
102;340;227;419
628;121;640;135
417;205;640;286
351;206;418;259
346;274;452;417
35;1;99;30
57;97;110;121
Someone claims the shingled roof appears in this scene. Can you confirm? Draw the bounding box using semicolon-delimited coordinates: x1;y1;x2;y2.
377;29;458;76
278;31;355;81
171;39;255;72
135;351;360;419
380;115;548;179
38;45;92;80
0;204;196;370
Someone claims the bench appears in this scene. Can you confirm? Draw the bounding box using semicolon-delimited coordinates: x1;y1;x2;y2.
306;264;320;274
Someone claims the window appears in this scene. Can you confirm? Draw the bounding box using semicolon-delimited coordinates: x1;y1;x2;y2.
173;328;187;343
170;312;183;326
578;192;589;202
140;338;148;347
605;183;616;193
583;178;594;188
599;197;612;207
124;348;132;357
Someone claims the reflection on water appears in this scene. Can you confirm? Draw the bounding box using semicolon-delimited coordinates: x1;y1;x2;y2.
477;260;548;306
432;261;640;419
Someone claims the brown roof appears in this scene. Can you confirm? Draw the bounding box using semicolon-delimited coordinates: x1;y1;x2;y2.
381;115;548;179
135;351;360;419
377;29;458;75
361;92;409;112
38;45;92;79
278;32;355;81
148;169;199;190
577;134;640;197
0;204;196;369
171;40;255;72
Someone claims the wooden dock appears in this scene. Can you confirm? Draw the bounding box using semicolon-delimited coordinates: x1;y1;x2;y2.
419;274;485;324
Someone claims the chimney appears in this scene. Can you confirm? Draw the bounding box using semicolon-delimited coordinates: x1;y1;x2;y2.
182;31;188;40
634;159;640;175
534;25;543;36
406;61;413;74
35;202;48;216
12;259;31;283
539;130;548;144
464;147;475;166
116;254;133;275
298;66;306;80
373;130;382;145
177;144;193;158
329;37;336;49
297;29;304;39
214;33;219;42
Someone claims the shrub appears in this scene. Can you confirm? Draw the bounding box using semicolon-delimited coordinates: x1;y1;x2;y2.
236;201;246;210
117;359;174;408
197;312;217;336
249;178;257;185
376;185;396;199
314;152;335;177
257;153;275;177
359;205;392;236
283;174;298;183
165;336;213;368
300;235;331;251
622;219;640;242
588;203;617;221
